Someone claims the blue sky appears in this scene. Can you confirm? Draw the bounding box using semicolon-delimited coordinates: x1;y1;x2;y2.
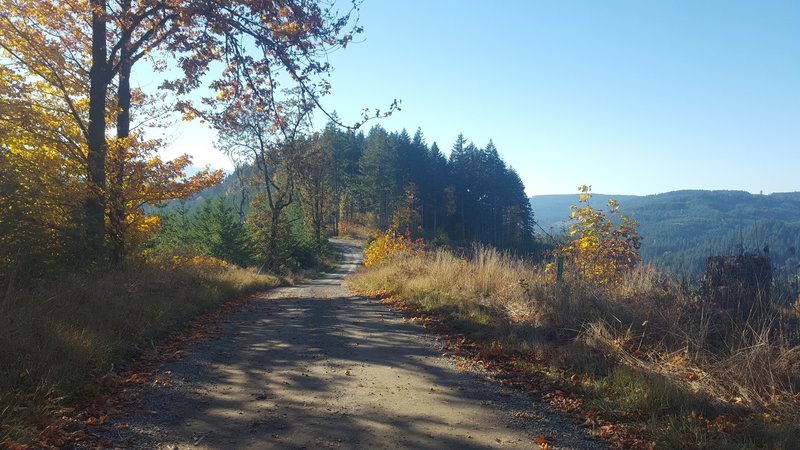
159;0;799;196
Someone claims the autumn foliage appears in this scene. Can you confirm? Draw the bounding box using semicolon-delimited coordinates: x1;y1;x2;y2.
0;0;370;268
363;229;424;267
556;185;641;285
0;0;364;445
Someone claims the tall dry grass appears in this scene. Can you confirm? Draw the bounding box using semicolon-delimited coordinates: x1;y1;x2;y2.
348;245;800;447
0;256;280;444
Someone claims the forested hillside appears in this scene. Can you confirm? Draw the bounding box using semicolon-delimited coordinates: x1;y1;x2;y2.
531;190;800;275
158;124;537;259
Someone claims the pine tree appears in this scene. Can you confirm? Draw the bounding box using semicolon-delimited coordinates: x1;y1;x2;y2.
193;198;249;265
358;126;397;229
427;142;450;237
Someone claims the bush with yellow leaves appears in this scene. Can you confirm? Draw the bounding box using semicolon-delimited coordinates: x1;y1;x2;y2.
556;185;641;285
363;229;424;267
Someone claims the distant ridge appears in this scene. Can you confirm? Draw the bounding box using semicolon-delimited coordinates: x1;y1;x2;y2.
530;193;640;231
530;190;800;275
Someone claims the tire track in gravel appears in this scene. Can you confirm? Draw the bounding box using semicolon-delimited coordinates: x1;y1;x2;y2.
92;239;605;449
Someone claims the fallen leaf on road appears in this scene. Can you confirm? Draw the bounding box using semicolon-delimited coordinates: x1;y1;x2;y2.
533;434;551;449
85;415;108;426
127;373;147;384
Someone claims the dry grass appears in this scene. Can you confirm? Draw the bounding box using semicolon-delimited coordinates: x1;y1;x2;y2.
347;245;800;448
0;257;280;444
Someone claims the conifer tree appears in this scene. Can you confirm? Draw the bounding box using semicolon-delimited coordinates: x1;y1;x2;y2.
193;198;249;265
358;126;397;229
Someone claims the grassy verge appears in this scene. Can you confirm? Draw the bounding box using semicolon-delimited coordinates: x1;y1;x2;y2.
335;223;381;242
347;247;800;449
0;256;281;446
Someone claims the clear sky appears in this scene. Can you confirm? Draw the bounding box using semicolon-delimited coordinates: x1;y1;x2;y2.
158;0;799;196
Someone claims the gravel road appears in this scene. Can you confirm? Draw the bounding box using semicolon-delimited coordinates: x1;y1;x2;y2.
92;240;605;449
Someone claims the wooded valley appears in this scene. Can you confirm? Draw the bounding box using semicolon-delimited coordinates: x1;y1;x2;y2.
532;190;800;278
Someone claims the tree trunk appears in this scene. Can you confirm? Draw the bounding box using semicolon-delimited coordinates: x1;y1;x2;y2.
314;194;322;246
460;193;466;242
86;0;109;259
235;166;247;223
269;207;281;271
110;7;132;262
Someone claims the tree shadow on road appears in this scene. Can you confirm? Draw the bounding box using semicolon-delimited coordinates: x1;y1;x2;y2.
83;244;604;449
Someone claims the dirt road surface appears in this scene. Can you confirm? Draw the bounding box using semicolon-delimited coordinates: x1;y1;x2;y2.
94;240;605;449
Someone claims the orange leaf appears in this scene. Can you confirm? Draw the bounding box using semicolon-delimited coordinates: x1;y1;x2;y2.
128;373;146;383
533;434;551;449
117;423;129;430
86;415;108;426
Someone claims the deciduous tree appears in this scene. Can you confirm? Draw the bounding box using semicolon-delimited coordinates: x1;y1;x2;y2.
2;0;369;261
296;133;334;246
558;185;641;285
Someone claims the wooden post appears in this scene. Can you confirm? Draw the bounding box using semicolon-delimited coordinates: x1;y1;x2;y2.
556;256;564;283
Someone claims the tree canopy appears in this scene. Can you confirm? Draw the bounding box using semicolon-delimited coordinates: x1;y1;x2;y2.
0;0;366;270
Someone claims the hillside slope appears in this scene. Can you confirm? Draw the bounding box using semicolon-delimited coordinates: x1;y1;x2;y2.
530;190;800;275
530;193;639;231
